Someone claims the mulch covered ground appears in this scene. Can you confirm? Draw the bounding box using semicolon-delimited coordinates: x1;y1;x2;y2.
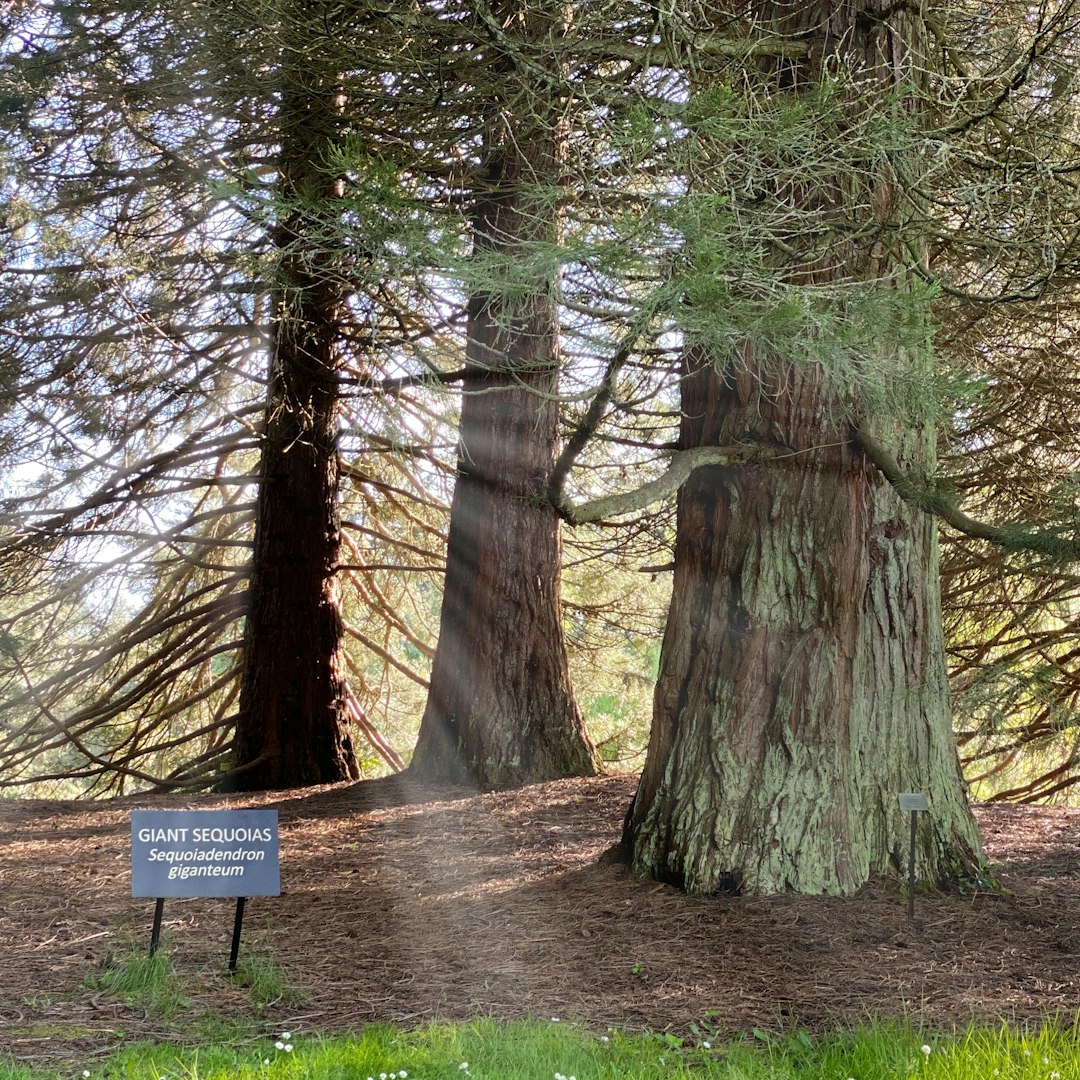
1;774;1078;1066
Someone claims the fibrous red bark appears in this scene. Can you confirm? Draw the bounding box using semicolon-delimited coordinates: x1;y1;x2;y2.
626;350;982;894
410;81;597;787
231;75;358;791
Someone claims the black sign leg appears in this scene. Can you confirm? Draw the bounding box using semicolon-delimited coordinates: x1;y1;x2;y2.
907;810;917;922
149;897;165;956
228;896;246;973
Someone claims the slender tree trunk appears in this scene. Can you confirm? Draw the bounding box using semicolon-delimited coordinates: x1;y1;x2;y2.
231;67;358;790
410;14;598;786
625;1;983;894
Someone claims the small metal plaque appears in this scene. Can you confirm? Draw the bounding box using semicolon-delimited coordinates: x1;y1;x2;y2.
898;792;929;812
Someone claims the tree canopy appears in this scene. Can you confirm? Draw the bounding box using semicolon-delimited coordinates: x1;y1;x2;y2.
1;0;1079;845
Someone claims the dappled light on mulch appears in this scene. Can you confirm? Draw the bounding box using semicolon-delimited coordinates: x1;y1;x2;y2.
1;775;1077;1065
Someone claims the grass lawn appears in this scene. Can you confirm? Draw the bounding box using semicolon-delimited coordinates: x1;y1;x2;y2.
3;1018;1079;1080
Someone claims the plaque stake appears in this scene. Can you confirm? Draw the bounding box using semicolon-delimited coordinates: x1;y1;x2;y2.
907;809;917;922
898;792;929;922
149;897;165;957
228;896;246;973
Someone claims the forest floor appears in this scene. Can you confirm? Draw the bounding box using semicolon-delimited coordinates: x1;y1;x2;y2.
1;774;1078;1067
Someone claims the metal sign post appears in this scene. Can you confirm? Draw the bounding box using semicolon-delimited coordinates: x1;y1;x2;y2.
228;897;247;973
149;897;166;956
898;792;929;922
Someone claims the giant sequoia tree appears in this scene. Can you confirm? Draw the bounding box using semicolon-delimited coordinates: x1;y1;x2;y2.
409;3;599;786
230;20;358;790
0;0;449;790
614;0;1079;892
622;2;987;895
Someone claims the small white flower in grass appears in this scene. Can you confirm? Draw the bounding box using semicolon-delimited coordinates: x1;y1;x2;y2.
459;1065;469;1072
281;1032;291;1040
283;1045;293;1053
1051;1072;1061;1078
399;1073;408;1079
275;1042;284;1050
1043;1056;1050;1065
702;1040;711;1049
600;1035;609;1043
551;1016;560;1022
83;1072;91;1078
263;1060;270;1067
921;1045;932;1056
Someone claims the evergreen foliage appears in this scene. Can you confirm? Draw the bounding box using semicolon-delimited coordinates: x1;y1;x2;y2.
0;0;1078;802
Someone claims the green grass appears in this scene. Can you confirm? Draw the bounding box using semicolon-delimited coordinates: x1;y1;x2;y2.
82;932;306;1026
83;943;193;1021
3;1018;1080;1080
230;942;309;1010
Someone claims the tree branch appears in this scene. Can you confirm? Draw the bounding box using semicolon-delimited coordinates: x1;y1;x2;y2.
853;423;1080;561
558;444;763;525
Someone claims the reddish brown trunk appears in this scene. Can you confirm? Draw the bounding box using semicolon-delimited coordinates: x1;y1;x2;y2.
625;1;982;893
410;103;597;787
409;355;597;787
626;352;981;893
231;72;357;791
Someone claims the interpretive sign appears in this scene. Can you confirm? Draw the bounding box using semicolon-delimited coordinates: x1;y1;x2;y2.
131;809;279;899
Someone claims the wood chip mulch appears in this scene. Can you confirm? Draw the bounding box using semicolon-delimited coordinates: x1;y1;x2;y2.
1;774;1078;1066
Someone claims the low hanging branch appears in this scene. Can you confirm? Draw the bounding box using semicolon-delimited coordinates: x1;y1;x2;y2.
554;423;1080;562
554;443;765;525
345;685;406;773
853;423;1080;562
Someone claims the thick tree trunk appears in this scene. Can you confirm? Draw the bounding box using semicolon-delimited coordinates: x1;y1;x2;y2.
625;1;983;894
409;334;597;787
409;67;598;786
231;71;358;791
627;352;982;894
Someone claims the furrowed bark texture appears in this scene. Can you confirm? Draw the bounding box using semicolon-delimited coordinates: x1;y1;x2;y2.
628;354;982;894
232;70;357;791
410;27;597;786
626;0;983;894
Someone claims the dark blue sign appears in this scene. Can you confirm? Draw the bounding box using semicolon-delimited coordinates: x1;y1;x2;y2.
131;809;280;898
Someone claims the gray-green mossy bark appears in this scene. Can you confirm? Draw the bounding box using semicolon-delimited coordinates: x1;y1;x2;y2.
626;355;983;895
